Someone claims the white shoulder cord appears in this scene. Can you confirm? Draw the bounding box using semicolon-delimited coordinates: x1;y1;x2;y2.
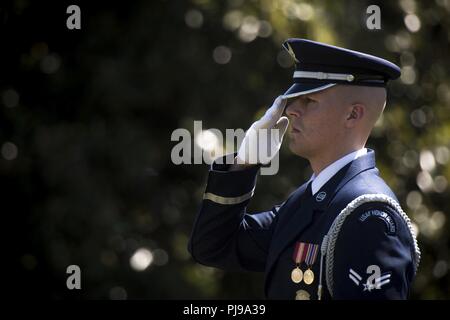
317;194;421;300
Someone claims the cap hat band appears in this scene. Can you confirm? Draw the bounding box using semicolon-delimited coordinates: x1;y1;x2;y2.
293;71;355;82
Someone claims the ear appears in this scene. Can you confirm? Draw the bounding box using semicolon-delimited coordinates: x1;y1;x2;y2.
345;104;365;128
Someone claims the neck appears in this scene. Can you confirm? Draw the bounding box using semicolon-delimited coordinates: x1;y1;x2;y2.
309;145;364;175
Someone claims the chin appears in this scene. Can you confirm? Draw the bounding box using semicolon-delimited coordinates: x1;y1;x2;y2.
288;140;306;158
289;137;317;159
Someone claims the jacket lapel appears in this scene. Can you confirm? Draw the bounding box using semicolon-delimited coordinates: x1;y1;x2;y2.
266;184;314;275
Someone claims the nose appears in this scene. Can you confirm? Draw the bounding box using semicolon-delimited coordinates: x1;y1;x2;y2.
285;99;302;118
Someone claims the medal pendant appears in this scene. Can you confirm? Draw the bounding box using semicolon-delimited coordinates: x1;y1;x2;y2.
295;289;310;300
291;267;303;283
303;268;315;285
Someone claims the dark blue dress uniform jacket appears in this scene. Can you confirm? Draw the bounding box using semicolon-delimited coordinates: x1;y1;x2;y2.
188;149;417;299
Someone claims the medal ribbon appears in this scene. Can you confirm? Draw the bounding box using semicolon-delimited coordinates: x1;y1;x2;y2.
305;243;319;267
292;242;307;264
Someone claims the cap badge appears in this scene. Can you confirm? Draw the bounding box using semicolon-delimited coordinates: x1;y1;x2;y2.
285;43;300;63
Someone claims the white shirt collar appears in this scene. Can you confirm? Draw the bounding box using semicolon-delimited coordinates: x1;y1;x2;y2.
309;148;367;195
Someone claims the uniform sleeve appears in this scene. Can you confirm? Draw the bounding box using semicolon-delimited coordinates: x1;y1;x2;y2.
188;154;283;272
331;203;416;299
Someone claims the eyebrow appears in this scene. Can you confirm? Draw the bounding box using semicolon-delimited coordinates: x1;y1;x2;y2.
304;93;318;99
288;94;316;104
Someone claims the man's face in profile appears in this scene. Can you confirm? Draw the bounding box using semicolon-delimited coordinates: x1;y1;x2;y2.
284;86;347;159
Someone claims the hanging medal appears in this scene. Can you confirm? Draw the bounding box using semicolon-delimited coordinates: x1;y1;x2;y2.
303;243;319;285
291;242;307;283
295;290;310;300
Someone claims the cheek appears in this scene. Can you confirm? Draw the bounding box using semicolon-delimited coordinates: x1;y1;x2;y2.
305;112;338;139
304;111;326;131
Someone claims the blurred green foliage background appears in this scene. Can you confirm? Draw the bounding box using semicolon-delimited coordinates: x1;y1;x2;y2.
1;0;449;299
